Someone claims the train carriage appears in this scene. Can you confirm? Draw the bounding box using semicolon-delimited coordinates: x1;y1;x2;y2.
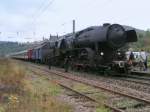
11;50;28;60
33;42;52;63
32;49;36;61
27;49;33;61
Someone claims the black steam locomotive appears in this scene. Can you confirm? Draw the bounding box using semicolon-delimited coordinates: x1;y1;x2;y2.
11;23;138;73
49;23;137;72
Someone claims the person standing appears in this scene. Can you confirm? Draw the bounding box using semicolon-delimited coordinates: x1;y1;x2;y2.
48;58;51;69
64;56;70;72
145;54;148;71
128;51;134;65
140;49;147;71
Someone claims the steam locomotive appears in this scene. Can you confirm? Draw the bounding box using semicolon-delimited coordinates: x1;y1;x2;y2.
10;23;138;73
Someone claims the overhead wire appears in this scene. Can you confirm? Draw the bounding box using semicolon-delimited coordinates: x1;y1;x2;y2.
32;0;55;23
30;0;55;40
32;0;49;18
3;0;54;41
30;0;111;40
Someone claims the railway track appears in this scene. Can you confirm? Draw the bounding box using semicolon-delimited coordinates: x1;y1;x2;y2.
70;69;150;91
55;82;124;112
24;62;150;111
131;71;150;76
29;61;150;87
20;60;150;87
29;63;150;103
110;76;150;87
126;75;150;81
29;65;124;112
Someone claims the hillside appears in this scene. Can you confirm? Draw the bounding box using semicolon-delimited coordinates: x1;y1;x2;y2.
130;29;150;51
0;40;49;56
0;41;33;56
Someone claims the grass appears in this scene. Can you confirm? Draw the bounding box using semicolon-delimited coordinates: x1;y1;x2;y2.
96;106;111;112
73;83;95;93
0;59;25;93
0;59;111;112
92;92;107;101
114;99;140;109
0;59;72;112
24;74;61;96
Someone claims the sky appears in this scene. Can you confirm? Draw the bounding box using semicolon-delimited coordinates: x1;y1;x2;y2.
0;0;150;42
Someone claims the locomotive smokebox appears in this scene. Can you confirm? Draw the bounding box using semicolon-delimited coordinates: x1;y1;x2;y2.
98;24;137;49
106;24;127;48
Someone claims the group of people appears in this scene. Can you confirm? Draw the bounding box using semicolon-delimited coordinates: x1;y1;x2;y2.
128;49;148;71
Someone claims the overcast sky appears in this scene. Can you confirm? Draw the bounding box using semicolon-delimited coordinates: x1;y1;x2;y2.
0;0;150;42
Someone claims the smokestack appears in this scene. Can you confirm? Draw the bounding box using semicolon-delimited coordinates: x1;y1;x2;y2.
73;20;75;39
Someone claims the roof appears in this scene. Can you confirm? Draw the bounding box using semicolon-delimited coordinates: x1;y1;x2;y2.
34;42;49;49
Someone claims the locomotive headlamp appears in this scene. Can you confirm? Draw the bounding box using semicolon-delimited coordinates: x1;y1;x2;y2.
118;52;121;55
100;52;104;56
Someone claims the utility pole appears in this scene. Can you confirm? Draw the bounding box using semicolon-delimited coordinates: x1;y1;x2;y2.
57;34;59;39
73;20;75;39
17;32;19;36
49;34;51;40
